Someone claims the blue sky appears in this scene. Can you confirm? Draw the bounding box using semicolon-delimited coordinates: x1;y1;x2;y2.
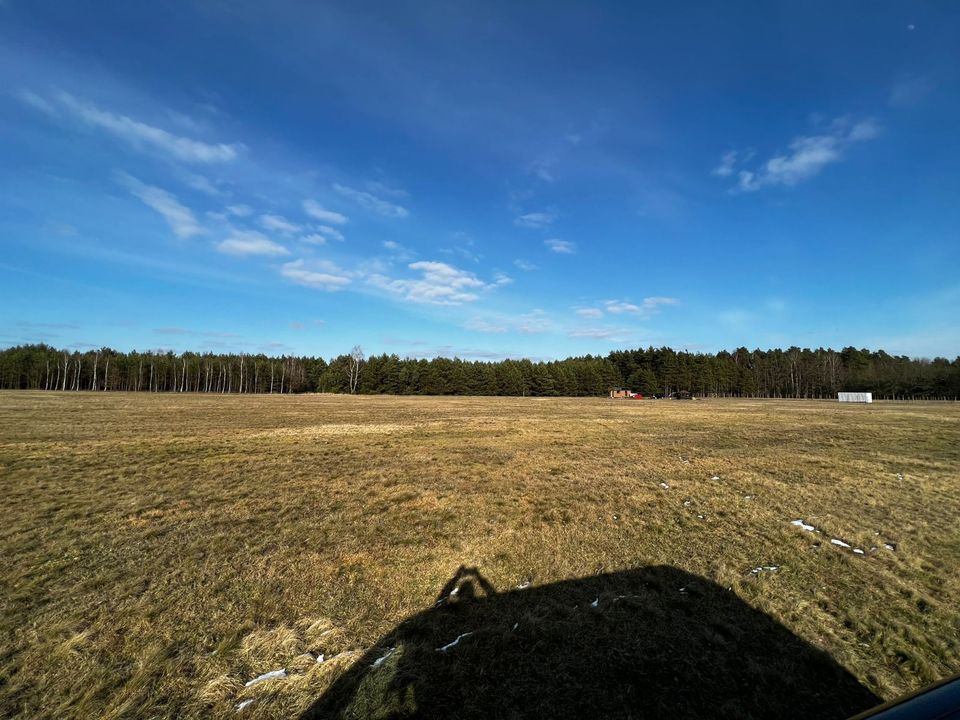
1;1;958;360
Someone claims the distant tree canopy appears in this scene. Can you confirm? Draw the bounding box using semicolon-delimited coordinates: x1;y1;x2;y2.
0;343;957;399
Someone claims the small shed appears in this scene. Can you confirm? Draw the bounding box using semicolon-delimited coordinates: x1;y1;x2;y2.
838;392;873;403
610;388;634;399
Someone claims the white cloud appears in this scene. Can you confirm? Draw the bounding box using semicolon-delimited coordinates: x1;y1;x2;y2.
280;259;352;290
728;117;881;192
712;150;737;177
493;272;513;286
299;233;327;245
465;309;552;335
260;213;301;234
55;91;240;162
181;172;225;197
516;310;553;334
569;326;631;340
116;171;203;239
315;225;345;242
365;180;408;198
513;259;538;271
576;307;603;318
605;300;641;314
216;230;289;257
368;260;489;305
605;297;679;316
545;238;575;254
382;240;415;261
226;204;253;217
464;318;509;333
16;89;59;117
514;212;555;229
333;183;409;218
303;199;348;225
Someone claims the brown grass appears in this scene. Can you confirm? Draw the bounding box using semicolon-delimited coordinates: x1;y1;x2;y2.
0;392;958;718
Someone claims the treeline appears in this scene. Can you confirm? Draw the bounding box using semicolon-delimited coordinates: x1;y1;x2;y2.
0;343;958;399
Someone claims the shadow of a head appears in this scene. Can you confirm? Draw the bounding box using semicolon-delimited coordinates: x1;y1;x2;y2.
303;565;879;719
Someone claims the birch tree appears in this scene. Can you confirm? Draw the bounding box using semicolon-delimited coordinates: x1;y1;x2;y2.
348;345;364;394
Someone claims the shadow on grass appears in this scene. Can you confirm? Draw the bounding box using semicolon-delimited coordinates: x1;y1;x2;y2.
303;565;879;719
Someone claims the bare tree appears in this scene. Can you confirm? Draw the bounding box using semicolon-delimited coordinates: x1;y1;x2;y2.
348;345;364;394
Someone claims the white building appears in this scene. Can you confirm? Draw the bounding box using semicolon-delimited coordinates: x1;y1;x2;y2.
838;392;873;403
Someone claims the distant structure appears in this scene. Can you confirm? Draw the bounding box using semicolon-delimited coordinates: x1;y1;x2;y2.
838;392;873;403
610;387;636;399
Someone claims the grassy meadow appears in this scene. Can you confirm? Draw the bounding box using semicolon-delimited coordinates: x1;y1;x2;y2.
1;392;959;718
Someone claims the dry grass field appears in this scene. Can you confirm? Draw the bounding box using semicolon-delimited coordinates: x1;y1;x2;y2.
1;392;959;719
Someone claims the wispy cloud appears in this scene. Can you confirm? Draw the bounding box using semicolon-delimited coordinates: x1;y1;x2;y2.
514;211;555;229
605;297;679;316
464;318;509;333
116;171;203;239
15;89;59;117
181;172;225;197
464;309;552;335
226;204;253;217
712;150;738;177
303;199;348;225
259;213;301;234
300;233;327;245
545;238;575;254
368;260;490;305
382;240;415;261
889;73;936;107
568;326;631;340
513;259;538;271
216;230;289;257
516;310;553;334
333;183;409;218
315;225;345;242
575;307;603;318
725;117;881;192
280;259;353;290
53;91;240;162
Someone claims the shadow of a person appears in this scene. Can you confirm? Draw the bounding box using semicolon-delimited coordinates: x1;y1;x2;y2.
303;565;879;719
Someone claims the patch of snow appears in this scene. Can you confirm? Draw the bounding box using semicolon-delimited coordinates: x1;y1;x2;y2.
315;653;325;664
750;565;780;574
660;482;670;489
590;597;599;608
679;587;687;593
245;669;287;687
830;539;851;548
896;473;904;480
371;648;396;668
236;699;254;712
437;632;473;653
744;495;753;500
697;514;704;519
710;475;720;481
884;543;896;551
512;623;518;631
791;519;816;532
683;500;692;507
853;548;865;555
516;581;530;590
